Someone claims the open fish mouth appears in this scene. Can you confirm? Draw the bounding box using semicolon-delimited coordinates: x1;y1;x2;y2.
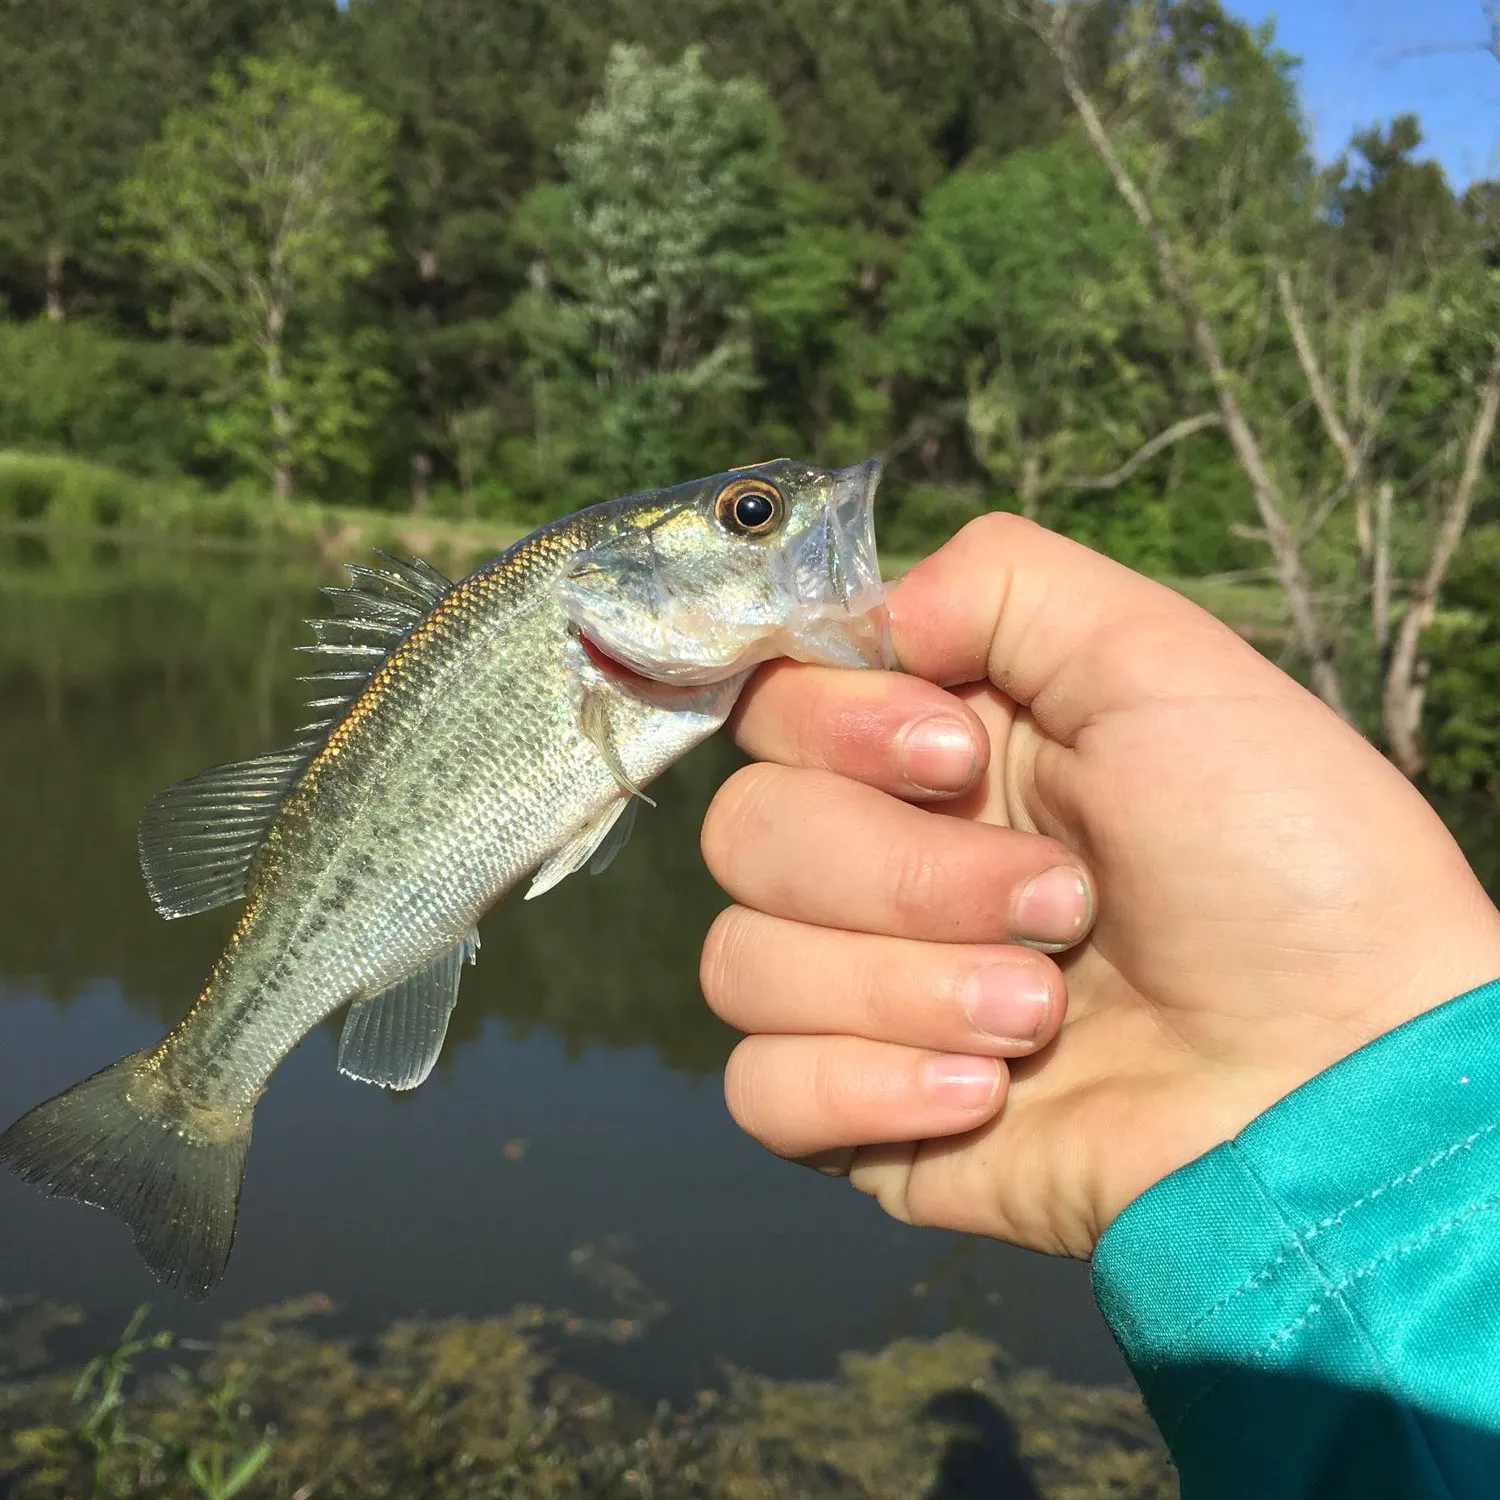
783;458;897;674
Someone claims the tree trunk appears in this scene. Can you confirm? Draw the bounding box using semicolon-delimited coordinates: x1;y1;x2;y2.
264;306;294;503
412;245;439;514
1382;346;1500;777
44;245;65;323
1048;33;1351;721
1372;481;1393;661
410;450;432;513
1019;453;1042;522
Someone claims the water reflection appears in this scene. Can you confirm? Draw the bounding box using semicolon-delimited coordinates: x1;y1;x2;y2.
0;538;1124;1401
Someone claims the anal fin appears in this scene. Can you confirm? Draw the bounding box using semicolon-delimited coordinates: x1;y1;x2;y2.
337;931;478;1091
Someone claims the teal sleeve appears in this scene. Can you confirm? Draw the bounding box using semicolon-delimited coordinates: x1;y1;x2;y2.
1092;977;1500;1499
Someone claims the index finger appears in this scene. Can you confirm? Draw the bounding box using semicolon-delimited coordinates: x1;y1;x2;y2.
888;514;1286;745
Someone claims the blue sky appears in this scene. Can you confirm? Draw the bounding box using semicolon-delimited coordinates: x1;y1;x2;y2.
1226;0;1498;188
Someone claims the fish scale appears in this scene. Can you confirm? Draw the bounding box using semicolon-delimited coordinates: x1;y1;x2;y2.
0;458;890;1299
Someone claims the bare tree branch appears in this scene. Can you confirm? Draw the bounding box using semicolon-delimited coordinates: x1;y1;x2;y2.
1013;0;1353;720
1390;3;1500;65
1276;266;1360;478
1372;481;1394;658
1057;411;1222;491
1384;345;1500;774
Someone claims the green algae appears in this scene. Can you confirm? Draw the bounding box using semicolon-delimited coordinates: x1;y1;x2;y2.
0;1294;1175;1499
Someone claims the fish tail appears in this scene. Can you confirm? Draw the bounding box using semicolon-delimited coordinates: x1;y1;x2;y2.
0;1048;251;1300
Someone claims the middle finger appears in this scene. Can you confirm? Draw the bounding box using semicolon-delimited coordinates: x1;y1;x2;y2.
701;906;1067;1054
702;763;1094;947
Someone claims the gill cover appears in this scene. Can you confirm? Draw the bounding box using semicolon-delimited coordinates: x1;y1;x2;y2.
556;459;894;686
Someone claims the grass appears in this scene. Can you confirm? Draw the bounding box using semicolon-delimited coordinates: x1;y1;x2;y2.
0;451;527;574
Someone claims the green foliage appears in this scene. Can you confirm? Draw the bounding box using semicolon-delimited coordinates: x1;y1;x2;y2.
0;1297;1175;1499
513;44;785;504
119;56;396;497
884;135;1179;515
0;451;525;563
0;318;215;478
0;0;1494;788
1425;526;1500;796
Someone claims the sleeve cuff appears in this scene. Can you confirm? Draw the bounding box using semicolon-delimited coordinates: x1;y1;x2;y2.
1091;977;1500;1485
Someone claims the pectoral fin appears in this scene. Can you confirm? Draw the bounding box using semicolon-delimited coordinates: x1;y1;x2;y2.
525;797;636;900
337;931;478;1091
579;688;656;807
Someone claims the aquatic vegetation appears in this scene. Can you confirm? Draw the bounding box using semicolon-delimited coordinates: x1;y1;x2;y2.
0;1295;1176;1499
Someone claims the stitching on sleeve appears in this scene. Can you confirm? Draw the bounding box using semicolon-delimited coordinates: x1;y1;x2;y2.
1162;1191;1500;1443
1298;1123;1496;1246
1148;1124;1498;1363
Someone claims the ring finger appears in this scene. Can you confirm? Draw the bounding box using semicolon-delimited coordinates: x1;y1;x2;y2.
723;1033;1009;1159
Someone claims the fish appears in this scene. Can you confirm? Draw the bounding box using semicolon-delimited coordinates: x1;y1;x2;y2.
0;458;892;1300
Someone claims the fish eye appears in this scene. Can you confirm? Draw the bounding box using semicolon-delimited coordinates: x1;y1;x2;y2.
715;478;784;538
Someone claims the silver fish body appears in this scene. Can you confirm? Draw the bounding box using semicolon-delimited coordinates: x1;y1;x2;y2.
0;459;890;1297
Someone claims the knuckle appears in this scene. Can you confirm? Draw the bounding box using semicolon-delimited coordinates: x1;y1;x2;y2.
721;1041;766;1135
959;510;1042;556
723;1039;805;1157
849;1151;918;1226
883;838;947;930
855;954;911;1040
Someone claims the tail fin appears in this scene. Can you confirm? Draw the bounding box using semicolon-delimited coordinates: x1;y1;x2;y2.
0;1048;251;1300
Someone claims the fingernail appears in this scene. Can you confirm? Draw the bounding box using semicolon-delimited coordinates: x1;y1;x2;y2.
921;1054;1002;1110
1014;867;1091;951
960;965;1051;1043
897;716;977;794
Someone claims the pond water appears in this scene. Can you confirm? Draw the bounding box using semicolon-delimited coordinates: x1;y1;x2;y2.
0;535;1128;1406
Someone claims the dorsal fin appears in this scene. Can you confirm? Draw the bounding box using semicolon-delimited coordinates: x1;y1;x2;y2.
292;552;453;738
138;553;454;919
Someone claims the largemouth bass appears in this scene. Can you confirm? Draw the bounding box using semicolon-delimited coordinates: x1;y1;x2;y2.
0;459;891;1299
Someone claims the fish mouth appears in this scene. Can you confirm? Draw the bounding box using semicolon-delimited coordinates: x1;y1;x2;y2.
819;459;897;670
773;458;897;673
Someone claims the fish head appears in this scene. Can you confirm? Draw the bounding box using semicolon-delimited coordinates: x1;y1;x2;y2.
557;458;895;685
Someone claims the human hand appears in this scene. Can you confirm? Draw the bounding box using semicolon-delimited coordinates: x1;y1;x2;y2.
699;515;1500;1257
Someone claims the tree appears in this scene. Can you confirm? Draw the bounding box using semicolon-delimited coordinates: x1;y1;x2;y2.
335;0;616;510
883;135;1216;524
514;44;784;501
1014;0;1500;770
0;0;323;322
119;57;394;501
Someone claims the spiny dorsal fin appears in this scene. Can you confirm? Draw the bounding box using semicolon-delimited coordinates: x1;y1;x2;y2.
337;930;479;1090
138;553;454;919
293;553;453;738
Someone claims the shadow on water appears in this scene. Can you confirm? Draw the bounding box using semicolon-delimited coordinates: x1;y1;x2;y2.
923;1389;1042;1499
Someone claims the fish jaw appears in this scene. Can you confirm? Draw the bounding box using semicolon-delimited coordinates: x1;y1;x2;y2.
555;458;895;686
775;458;896;674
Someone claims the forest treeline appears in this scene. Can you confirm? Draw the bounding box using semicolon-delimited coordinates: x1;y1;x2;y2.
1;0;1498;786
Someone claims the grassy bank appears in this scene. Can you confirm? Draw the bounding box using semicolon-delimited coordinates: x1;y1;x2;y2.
0;451;527;575
0;1295;1174;1499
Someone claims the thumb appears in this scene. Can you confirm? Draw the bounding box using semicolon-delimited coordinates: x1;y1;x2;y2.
886;514;1299;744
